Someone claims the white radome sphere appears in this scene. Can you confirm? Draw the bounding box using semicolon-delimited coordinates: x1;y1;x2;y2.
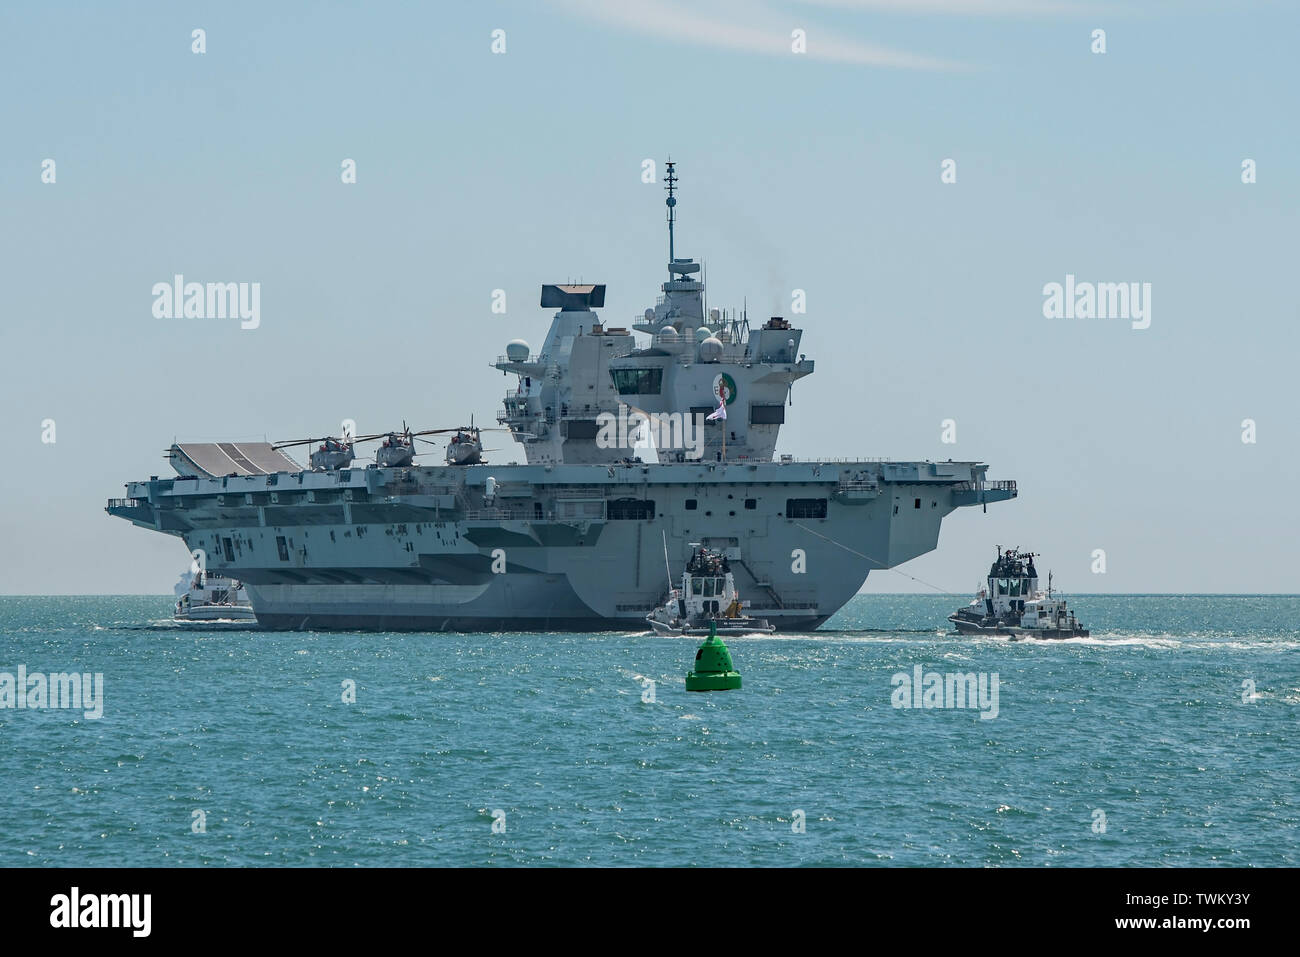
506;339;530;361
699;337;723;362
694;327;713;342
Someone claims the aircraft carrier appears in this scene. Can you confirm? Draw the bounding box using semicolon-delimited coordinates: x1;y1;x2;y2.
106;162;1017;631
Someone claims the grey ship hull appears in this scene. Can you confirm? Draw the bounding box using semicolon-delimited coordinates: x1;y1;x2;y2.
248;584;801;632
949;616;1088;640
108;459;1015;631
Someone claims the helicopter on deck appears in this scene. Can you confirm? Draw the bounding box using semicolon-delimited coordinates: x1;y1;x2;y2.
273;435;357;471
274;421;517;471
438;420;515;466
353;423;447;468
372;431;416;468
444;426;485;465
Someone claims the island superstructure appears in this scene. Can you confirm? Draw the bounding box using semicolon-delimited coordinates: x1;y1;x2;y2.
107;161;1017;630
493;161;808;467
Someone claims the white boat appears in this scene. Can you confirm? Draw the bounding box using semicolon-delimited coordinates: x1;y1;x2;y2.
647;545;774;636
174;570;256;622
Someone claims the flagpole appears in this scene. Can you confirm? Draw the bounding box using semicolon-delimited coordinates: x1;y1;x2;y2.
705;390;728;461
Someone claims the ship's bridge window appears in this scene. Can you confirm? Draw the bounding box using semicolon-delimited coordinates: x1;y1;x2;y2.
611;368;663;395
691;577;704;596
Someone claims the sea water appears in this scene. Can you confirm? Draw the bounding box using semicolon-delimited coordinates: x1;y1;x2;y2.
1;594;1296;866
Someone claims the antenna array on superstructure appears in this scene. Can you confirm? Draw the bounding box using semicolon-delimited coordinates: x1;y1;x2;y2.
664;159;678;263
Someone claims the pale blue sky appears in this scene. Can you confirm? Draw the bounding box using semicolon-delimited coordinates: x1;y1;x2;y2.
1;0;1296;593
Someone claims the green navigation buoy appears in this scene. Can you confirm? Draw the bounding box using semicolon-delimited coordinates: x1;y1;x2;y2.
685;621;742;692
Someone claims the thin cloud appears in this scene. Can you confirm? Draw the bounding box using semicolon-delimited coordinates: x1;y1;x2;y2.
551;0;967;70
796;0;1092;14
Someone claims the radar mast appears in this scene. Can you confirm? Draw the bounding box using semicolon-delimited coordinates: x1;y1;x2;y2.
665;159;678;266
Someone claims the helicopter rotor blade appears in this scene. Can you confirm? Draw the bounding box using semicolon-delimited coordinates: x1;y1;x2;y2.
274;436;336;449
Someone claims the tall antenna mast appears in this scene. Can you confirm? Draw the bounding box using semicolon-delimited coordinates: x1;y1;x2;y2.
664;159;677;264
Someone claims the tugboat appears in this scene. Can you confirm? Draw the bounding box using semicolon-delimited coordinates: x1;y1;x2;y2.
948;546;1088;639
174;570;256;622
647;545;775;636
